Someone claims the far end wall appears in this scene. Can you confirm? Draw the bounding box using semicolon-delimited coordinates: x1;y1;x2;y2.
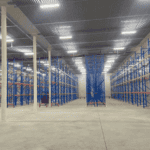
77;74;86;98
77;73;111;99
105;73;111;98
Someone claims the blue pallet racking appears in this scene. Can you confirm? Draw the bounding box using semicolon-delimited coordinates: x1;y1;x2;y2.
111;38;150;108
1;56;78;108
86;55;105;106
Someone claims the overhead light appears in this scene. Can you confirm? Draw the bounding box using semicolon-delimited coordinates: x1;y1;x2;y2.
6;39;14;43
37;71;40;74
60;36;72;40
67;50;77;53
40;4;60;8
0;35;14;42
121;31;136;34
59;26;71;29
113;47;125;50
24;53;34;55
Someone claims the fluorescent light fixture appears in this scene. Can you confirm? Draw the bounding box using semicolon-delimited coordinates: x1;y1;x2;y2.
113;47;125;50
60;36;72;40
40;4;60;8
107;60;115;62
24;53;34;55
121;31;136;34
67;50;77;53
0;35;14;42
59;26;71;29
6;39;14;42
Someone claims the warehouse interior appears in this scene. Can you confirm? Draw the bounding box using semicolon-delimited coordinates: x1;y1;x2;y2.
0;0;150;150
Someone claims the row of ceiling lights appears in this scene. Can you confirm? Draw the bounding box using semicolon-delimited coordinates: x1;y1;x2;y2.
2;3;139;75
104;31;137;73
40;3;138;74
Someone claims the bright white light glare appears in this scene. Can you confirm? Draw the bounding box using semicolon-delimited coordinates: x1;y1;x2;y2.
0;35;14;42
80;69;86;71
60;36;72;40
14;64;20;68
26;68;32;71
113;47;125;50
121;20;137;23
37;71;40;74
40;4;60;8
44;64;49;66
121;31;136;34
59;26;71;29
42;74;46;76
107;60;115;62
24;53;34;55
6;39;14;42
75;62;82;64
40;61;45;64
67;51;77;53
52;68;55;70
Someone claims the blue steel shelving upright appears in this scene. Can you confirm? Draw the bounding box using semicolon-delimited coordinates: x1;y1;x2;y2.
111;39;150;108
86;55;105;106
1;56;78;108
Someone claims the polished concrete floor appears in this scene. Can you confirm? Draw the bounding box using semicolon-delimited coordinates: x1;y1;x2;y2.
0;98;150;150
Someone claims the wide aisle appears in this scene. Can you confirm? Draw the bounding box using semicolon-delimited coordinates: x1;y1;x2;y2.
0;98;150;150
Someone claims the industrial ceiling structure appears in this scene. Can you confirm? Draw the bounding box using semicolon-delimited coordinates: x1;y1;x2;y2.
1;0;150;74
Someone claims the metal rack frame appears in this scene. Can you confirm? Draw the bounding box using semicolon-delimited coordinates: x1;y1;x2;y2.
111;39;150;108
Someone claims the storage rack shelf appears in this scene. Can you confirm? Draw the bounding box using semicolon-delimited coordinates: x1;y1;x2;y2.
110;39;150;108
0;57;78;107
86;55;105;107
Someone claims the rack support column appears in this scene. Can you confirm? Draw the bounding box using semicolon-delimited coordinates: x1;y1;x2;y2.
33;35;37;112
1;5;7;122
48;46;51;107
